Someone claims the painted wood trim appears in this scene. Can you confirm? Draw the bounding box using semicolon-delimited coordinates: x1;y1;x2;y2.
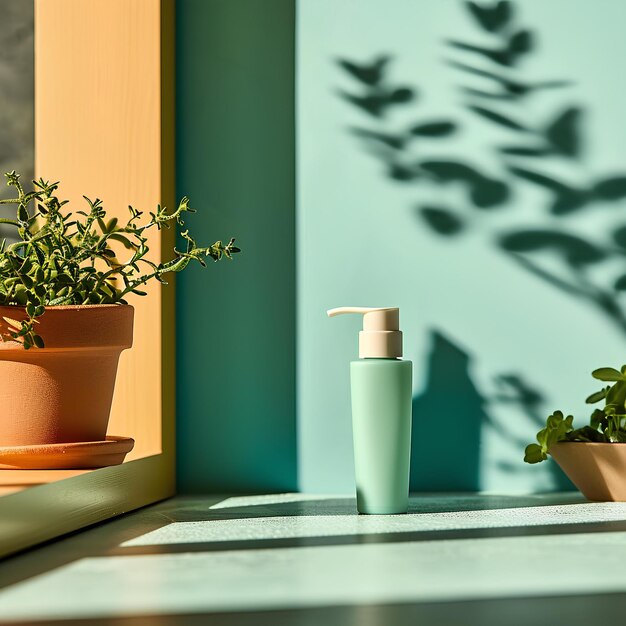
0;455;174;558
0;0;175;558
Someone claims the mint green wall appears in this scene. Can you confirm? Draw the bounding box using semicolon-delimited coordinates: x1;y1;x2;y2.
297;0;626;493
176;0;297;492
175;0;626;496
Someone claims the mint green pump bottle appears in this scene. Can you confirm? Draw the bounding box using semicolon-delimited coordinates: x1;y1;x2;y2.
328;307;412;514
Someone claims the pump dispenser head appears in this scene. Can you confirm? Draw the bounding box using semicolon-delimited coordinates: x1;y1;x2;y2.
327;307;403;358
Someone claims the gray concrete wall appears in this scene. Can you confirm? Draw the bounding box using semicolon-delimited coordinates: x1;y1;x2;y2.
0;0;34;201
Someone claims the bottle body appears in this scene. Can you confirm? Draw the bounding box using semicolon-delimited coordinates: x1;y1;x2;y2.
350;358;412;514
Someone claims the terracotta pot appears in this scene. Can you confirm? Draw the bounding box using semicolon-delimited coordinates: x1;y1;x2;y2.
0;305;134;446
550;442;626;501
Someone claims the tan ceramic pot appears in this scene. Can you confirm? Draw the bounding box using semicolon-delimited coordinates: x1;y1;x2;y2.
550;442;626;501
0;305;134;446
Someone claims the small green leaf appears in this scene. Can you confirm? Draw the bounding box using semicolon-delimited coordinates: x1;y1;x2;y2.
592;367;625;382
525;410;574;464
586;387;609;404
590;409;607;430
524;443;546;464
606;381;626;410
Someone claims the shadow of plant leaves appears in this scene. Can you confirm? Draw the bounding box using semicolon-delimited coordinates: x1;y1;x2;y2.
421;160;510;208
450;61;571;98
448;29;532;66
508;165;567;190
508;165;615;215
410;121;457;137
615;275;626;291
337;87;415;118
447;40;512;66
337;55;391;86
509;29;533;56
466;0;512;33
350;127;407;150
461;86;514;100
471;179;510;208
499;230;606;266
550;189;591;215
545;107;582;157
388;163;419;181
594;177;626;201
612;225;626;250
499;145;550;157
336;4;626;340
419;206;465;235
468;105;527;131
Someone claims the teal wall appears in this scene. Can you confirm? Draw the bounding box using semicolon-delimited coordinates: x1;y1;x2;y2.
297;0;626;494
175;0;626;496
176;0;297;492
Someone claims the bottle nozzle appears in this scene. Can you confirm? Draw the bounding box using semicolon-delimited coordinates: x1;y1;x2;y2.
327;306;402;358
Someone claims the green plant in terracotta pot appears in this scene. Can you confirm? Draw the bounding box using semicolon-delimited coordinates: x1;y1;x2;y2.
0;171;239;453
525;366;626;501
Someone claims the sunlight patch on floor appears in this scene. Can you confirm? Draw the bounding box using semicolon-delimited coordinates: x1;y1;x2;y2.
2;531;626;621
122;501;626;547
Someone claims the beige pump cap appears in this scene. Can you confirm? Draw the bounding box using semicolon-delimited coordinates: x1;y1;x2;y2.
327;307;402;358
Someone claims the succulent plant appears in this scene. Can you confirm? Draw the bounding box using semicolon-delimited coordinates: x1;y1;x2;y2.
524;366;626;463
0;171;240;348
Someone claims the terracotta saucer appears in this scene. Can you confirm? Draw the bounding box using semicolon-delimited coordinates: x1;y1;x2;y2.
0;436;135;470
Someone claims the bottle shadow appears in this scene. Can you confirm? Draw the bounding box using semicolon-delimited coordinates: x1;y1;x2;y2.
411;329;572;491
411;331;483;491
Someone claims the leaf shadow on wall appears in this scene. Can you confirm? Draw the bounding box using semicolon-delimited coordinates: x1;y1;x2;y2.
412;329;572;491
335;1;626;489
336;1;626;335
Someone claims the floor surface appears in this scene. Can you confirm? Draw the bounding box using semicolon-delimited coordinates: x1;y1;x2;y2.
2;493;626;624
